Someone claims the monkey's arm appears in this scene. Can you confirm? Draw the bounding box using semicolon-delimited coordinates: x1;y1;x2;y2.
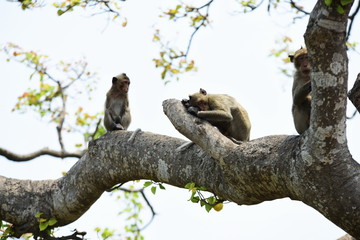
197;110;233;122
105;109;125;131
293;81;311;106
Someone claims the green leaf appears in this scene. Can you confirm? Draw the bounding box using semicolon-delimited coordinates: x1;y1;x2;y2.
151;186;157;195
159;183;166;190
190;196;200;203
48;218;57;226
207;196;216;205
143;181;153;188
57;9;65;16
324;0;332;6
337;4;345;13
205;204;212;212
184;182;195;189
35;212;43;218
39;222;49;231
340;0;353;5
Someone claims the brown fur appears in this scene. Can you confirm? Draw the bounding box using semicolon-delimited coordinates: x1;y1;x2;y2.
104;73;131;131
188;88;251;141
290;48;311;134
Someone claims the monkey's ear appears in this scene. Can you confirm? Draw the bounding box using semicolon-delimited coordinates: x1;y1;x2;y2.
112;77;118;84
289;54;294;62
189;95;192;100
199;88;207;95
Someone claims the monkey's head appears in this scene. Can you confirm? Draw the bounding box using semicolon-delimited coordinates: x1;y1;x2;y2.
289;47;310;76
188;88;209;111
112;73;130;93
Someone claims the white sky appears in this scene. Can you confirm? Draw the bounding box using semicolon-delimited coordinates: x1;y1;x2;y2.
0;0;359;239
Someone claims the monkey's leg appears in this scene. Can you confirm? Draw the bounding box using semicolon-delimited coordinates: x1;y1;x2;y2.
128;128;142;143
176;141;194;152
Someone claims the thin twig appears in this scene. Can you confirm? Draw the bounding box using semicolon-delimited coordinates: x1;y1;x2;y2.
0;147;83;161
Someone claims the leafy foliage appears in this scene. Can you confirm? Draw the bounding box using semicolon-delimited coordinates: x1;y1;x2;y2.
0;220;15;240
35;212;57;233
143;180;166;195
184;183;225;212
2;43;104;152
269;36;294;77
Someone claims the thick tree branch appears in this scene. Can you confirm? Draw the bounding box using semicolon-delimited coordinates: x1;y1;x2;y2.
304;0;351;160
1;101;359;238
0;147;83;161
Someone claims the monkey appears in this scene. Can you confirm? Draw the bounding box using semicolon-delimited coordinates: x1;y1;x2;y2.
183;88;251;142
289;47;312;134
104;73;131;131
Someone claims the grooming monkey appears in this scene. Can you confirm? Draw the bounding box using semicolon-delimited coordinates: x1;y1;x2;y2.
182;88;251;142
289;47;311;134
104;73;131;131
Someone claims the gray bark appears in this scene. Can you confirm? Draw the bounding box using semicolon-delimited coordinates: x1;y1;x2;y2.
0;0;359;239
0;99;359;238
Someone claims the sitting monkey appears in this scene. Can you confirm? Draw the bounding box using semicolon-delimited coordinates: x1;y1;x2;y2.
182;88;251;142
289;47;311;134
104;73;131;131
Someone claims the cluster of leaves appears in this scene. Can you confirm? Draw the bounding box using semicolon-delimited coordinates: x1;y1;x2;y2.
2;43;104;151
324;0;354;14
119;185;144;240
35;213;57;233
152;1;215;82
269;36;294;77
94;227;116;240
18;0;43;10
103;181;164;240
0;220;15;240
152;30;197;83
53;0;126;24
0;213;57;240
143;180;166;195
185;183;225;212
236;0;264;13
74;107;106;149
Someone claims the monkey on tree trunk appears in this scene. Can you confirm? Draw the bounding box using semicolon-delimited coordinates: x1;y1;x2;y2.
182;88;251;142
104;73;131;131
289;47;311;134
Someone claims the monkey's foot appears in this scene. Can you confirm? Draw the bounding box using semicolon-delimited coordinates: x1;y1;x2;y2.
112;123;125;131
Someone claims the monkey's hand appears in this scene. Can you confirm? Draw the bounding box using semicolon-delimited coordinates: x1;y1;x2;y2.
181;98;190;108
187;106;200;116
181;98;200;116
111;122;125;131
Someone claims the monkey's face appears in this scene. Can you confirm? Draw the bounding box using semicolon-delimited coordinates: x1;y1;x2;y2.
189;93;209;111
113;74;130;93
295;54;310;76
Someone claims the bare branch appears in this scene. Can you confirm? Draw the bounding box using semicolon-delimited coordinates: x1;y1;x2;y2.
289;0;310;15
34;229;86;240
346;0;360;41
56;81;67;153
348;73;360;113
183;1;213;57
0;147;83;161
107;185;157;231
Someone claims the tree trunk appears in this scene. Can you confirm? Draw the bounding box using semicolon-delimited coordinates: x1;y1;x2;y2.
1;0;359;238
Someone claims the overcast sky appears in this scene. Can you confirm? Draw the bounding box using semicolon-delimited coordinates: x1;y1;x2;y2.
1;0;359;239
